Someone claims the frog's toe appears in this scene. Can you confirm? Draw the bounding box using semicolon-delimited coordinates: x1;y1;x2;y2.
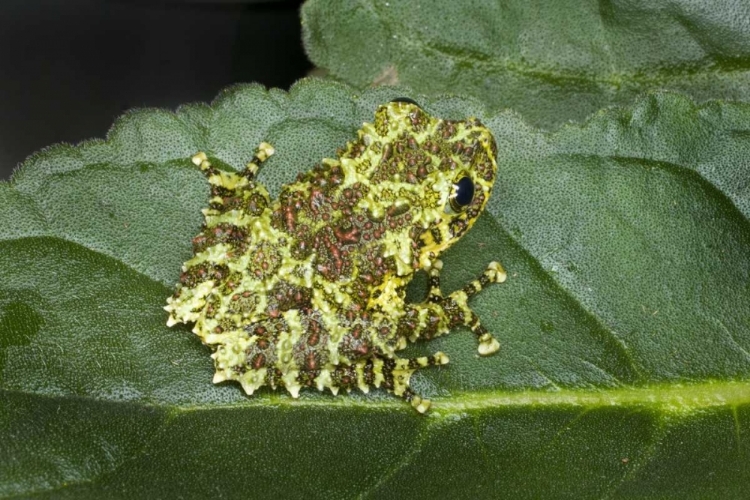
467;311;501;356
477;333;501;356
243;142;275;178
487;261;507;284
380;353;450;413
191;151;217;176
411;395;431;414
191;151;208;168
255;141;275;162
400;387;431;414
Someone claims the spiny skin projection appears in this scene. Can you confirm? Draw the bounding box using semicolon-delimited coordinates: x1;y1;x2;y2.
165;101;507;413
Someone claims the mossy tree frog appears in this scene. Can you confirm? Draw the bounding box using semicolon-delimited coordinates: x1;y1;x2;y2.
165;99;506;413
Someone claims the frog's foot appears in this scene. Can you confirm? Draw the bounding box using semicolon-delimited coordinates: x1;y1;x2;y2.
405;261;505;355
242;141;275;179
453;260;506;355
189;145;274;220
444;261;505;356
191;151;214;174
191;151;251;201
191;142;273;183
384;352;449;413
466;311;500;356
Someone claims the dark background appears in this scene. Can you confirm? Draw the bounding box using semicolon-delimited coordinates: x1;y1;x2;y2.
0;0;311;180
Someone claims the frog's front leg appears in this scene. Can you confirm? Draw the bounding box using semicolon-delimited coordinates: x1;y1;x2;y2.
190;142;275;217
192;142;274;182
406;259;507;355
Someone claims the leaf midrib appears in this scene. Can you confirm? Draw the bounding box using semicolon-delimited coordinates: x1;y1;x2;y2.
5;381;748;416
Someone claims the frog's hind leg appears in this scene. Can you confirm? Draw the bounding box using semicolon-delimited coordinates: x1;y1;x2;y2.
330;353;449;413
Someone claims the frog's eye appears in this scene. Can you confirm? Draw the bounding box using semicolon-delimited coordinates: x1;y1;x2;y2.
449;176;475;212
390;97;421;108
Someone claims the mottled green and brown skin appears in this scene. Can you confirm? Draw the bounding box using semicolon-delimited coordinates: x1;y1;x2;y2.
165;101;506;412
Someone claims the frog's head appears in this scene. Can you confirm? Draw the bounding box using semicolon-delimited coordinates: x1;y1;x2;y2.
367;99;498;268
341;99;497;277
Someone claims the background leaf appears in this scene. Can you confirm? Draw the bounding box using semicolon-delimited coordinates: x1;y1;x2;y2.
1;79;749;498
302;0;750;129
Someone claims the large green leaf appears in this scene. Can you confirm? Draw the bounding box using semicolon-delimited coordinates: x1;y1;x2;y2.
1;80;749;498
302;0;750;129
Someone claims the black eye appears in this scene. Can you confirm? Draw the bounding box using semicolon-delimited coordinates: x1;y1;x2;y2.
390;97;421;108
450;176;475;212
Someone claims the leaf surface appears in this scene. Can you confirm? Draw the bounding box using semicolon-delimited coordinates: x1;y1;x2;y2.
302;0;750;129
1;80;749;498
